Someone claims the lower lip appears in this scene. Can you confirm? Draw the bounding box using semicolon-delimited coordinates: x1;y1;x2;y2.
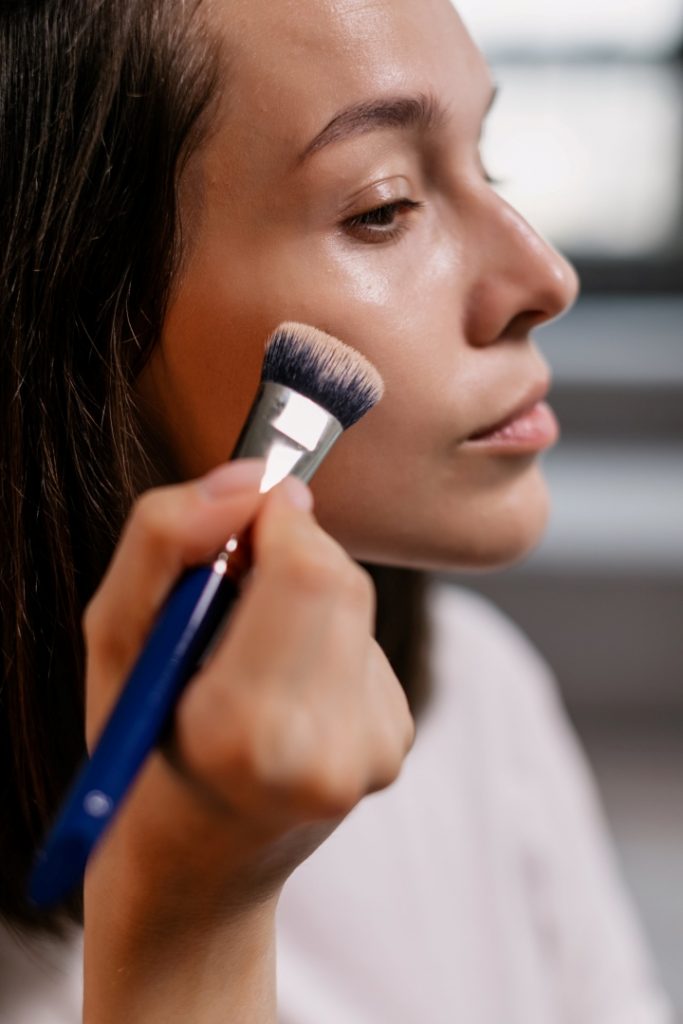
463;400;560;454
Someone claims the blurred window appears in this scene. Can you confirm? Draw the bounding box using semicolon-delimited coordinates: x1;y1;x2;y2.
456;1;683;289
457;1;683;58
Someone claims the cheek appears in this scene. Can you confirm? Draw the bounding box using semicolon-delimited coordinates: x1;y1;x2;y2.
147;255;297;476
312;426;550;571
152;229;462;477
317;226;465;355
147;233;548;573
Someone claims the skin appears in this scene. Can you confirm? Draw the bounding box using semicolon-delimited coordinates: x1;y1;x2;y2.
84;474;412;1022
137;0;579;571
85;1;579;1019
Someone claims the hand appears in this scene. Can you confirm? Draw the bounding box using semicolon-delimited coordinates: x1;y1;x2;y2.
81;459;414;1021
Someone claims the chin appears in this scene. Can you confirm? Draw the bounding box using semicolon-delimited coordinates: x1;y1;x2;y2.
337;462;552;573
457;507;548;571
444;464;551;572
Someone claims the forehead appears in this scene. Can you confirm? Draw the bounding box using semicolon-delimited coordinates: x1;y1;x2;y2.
205;0;491;152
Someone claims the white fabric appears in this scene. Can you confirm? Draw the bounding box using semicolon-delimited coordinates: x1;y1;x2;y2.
0;923;82;1024
0;583;673;1023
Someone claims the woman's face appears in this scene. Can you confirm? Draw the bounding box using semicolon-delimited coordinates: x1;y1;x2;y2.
137;0;578;570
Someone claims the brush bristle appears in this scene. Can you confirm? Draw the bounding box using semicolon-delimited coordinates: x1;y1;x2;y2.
261;322;384;430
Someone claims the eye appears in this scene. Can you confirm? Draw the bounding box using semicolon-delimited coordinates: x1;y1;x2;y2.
342;199;423;243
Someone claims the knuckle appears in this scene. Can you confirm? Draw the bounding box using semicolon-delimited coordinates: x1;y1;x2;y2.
403;714;417;754
303;758;364;816
387;728;411;777
131;489;177;550
269;539;373;613
340;564;375;612
179;685;378;822
254;701;316;782
368;713;414;792
371;757;402;792
274;544;340;597
182;687;307;789
181;693;253;782
370;742;405;792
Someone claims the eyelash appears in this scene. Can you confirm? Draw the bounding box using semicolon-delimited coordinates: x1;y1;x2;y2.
342;199;423;243
342;164;503;244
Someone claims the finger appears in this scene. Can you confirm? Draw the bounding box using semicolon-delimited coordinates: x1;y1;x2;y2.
176;486;375;794
362;640;416;792
83;460;301;683
210;482;374;687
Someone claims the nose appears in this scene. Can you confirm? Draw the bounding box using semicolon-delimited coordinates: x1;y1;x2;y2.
464;191;580;347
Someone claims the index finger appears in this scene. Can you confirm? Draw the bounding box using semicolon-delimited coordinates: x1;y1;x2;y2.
83;460;270;681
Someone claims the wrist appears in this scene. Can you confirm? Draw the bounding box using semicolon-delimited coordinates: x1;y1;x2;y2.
83;888;278;1024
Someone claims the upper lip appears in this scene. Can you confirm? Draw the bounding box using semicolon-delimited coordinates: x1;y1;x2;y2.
466;377;551;440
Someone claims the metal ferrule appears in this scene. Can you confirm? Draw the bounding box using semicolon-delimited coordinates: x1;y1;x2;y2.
230;381;343;492
211;383;342;578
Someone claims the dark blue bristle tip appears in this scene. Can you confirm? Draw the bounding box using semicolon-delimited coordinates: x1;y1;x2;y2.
261;323;384;430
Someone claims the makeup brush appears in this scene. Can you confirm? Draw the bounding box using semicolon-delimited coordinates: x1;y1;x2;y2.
29;322;384;908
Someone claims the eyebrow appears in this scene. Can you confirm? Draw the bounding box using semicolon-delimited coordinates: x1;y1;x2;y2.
298;85;499;163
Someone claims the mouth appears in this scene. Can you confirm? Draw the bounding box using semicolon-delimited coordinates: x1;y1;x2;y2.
463;379;559;454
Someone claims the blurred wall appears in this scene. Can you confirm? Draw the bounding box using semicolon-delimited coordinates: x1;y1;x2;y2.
446;3;683;1011
446;1;683;716
466;296;683;717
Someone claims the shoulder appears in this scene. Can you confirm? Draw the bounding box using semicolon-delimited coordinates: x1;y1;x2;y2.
424;579;599;824
424;579;575;765
426;578;559;702
424;584;674;1024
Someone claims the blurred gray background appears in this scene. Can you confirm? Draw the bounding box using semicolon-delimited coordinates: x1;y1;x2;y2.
450;2;683;1013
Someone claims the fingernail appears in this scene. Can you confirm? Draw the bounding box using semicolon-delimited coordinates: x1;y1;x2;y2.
275;476;314;512
198;459;266;498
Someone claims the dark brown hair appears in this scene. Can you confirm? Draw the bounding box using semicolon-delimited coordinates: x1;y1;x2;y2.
0;0;429;936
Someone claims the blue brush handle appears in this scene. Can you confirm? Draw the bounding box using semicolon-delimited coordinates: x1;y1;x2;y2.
29;563;239;908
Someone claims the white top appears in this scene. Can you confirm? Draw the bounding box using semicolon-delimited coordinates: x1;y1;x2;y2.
0;584;673;1023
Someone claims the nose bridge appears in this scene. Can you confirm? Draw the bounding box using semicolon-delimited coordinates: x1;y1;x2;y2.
476;189;580;326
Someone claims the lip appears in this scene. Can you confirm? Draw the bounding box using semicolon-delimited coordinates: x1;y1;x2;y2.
463;379;559;455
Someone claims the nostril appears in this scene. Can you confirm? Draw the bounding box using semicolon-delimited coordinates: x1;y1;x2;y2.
504;309;549;339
